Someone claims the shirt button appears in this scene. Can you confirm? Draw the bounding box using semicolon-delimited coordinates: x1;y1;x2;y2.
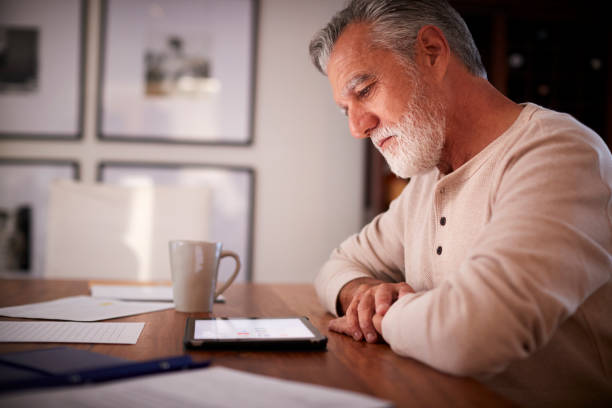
440;217;446;226
436;246;442;255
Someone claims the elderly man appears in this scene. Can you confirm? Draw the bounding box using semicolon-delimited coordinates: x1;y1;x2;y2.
309;0;612;405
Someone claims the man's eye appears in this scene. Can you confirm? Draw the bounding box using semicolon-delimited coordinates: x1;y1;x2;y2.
339;107;348;117
358;84;373;98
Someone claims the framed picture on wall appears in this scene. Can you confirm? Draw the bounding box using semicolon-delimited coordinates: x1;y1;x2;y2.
0;159;79;275
98;161;255;282
0;0;85;139
98;0;257;145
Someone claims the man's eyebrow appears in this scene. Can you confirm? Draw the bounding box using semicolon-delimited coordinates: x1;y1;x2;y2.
341;73;376;98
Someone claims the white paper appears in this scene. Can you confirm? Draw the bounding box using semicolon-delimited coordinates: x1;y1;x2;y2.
90;285;174;301
0;296;173;321
0;321;144;344
0;367;392;407
90;285;226;303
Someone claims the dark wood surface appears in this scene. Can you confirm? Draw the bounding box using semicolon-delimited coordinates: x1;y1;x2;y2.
0;279;514;407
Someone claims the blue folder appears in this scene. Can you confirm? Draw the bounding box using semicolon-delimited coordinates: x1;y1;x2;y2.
0;347;210;393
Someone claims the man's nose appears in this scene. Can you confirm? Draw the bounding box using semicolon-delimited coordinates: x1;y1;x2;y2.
348;109;379;139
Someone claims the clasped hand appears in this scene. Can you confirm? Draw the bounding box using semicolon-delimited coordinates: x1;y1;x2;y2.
329;279;413;343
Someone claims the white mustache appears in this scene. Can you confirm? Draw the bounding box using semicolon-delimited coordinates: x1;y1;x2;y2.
371;124;398;148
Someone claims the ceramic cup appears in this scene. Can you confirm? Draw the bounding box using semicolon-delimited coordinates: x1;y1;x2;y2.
169;240;240;312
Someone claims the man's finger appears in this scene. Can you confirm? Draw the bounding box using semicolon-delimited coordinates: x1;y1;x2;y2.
372;313;384;335
345;300;363;341
328;317;352;337
398;283;414;298
374;284;394;316
357;291;378;343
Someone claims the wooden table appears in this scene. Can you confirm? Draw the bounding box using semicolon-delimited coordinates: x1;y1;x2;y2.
0;279;514;407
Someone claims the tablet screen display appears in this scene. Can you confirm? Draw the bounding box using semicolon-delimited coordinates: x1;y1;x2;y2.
194;318;316;340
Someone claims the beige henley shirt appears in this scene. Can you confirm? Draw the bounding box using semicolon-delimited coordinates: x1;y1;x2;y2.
315;103;612;405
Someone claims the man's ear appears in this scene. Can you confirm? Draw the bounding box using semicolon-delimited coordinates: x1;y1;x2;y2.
414;25;450;81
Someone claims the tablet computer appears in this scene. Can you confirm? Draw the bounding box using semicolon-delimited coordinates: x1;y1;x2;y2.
184;317;327;350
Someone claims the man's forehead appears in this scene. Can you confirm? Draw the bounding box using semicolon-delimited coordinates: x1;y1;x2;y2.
328;24;372;69
333;22;372;52
327;24;378;96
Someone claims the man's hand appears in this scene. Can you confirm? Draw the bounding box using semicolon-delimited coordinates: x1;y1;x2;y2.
329;279;413;343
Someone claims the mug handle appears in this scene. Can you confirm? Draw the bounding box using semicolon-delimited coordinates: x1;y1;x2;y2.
215;250;241;298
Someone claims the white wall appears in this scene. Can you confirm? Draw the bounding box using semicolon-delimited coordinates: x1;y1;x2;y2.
253;0;365;282
0;0;365;283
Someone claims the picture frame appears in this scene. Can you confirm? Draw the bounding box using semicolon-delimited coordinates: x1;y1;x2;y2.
98;0;257;145
98;161;255;282
0;159;79;275
0;0;85;140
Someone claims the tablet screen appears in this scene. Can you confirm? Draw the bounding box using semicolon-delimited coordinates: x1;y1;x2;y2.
194;318;316;340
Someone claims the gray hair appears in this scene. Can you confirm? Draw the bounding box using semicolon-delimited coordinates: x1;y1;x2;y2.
309;0;486;78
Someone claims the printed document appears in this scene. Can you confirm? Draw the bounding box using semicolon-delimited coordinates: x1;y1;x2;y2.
0;321;144;344
0;296;173;321
0;366;391;407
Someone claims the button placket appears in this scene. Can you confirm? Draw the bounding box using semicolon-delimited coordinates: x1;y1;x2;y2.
434;185;447;261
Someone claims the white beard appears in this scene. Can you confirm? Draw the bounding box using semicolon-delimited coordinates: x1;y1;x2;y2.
371;82;446;179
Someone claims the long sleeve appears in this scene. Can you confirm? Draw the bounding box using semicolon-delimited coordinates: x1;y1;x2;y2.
314;186;411;316
381;110;612;377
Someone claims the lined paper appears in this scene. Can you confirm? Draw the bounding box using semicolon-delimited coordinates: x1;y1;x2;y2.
0;321;144;344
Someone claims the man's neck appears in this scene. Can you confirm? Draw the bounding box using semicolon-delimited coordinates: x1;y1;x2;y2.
437;74;523;174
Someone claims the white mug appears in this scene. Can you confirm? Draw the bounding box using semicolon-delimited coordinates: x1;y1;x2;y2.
169;240;240;313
